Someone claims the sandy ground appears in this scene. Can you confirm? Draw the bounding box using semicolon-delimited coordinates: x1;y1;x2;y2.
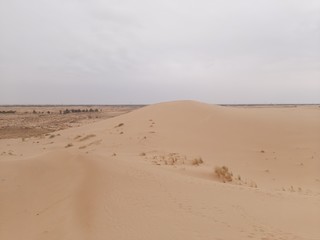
0;105;141;139
0;101;319;240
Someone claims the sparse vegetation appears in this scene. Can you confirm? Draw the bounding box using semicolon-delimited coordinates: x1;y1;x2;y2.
0;110;16;114
191;157;203;166
249;181;258;188
214;166;233;182
61;108;100;114
148;153;204;167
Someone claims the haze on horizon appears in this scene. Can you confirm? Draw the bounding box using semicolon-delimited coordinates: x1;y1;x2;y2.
0;0;319;105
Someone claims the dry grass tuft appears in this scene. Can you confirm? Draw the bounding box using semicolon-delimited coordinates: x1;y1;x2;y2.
214;166;233;182
191;157;204;166
249;181;258;188
65;143;73;148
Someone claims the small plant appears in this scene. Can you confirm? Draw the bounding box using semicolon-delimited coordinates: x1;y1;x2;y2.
249;181;258;188
140;152;146;156
191;157;204;166
214;166;233;182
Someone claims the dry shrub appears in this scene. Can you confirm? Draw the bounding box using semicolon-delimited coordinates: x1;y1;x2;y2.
191;157;204;166
214;166;233;182
65;143;73;148
151;153;204;167
249;181;258;188
139;152;146;156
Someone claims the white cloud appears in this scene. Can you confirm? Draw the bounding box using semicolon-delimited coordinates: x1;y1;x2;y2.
0;0;319;104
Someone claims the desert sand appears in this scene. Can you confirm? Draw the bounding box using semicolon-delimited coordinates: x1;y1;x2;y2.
0;101;319;240
0;105;141;139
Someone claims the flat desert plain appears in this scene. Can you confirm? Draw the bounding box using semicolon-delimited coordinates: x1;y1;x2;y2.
0;101;319;240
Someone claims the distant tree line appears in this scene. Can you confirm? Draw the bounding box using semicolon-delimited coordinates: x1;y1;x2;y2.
0;110;16;114
60;108;100;114
32;110;51;114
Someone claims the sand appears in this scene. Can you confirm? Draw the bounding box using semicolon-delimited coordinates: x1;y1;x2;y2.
0;100;319;240
0;105;140;139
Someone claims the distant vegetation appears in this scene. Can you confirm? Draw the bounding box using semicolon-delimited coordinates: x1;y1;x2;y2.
60;108;100;114
0;110;16;114
214;166;233;182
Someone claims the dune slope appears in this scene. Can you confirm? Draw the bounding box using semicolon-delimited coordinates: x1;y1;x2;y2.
0;101;319;240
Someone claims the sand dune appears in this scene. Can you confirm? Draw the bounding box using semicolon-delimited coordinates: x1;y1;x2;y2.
1;101;319;240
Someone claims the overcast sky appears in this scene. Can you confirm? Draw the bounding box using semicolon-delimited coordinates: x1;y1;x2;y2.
0;0;319;104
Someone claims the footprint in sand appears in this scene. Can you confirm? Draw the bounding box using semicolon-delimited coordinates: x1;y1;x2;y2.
79;139;102;149
114;123;124;128
78;134;96;142
149;119;156;127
